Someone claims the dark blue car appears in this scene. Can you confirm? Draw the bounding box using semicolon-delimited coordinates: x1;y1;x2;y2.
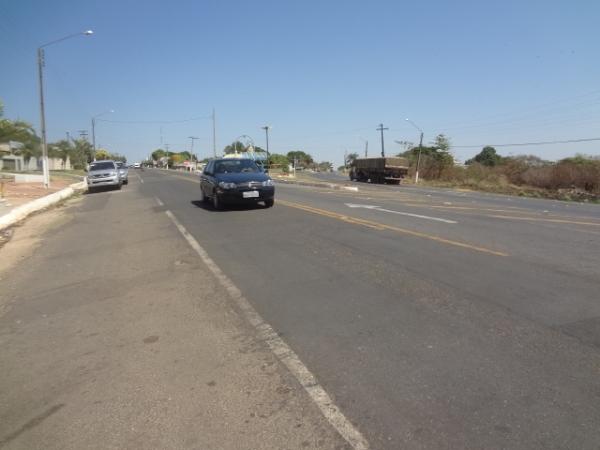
199;158;275;209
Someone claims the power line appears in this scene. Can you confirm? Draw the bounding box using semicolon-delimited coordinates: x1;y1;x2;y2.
97;114;212;125
453;137;600;149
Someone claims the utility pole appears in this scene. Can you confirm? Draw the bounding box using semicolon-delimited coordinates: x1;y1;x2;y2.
188;136;199;170
91;117;96;154
78;130;88;140
415;131;424;183
376;123;388;157
261;126;270;171
212;108;217;158
165;143;170;169
37;47;50;188
405;118;424;184
36;30;93;188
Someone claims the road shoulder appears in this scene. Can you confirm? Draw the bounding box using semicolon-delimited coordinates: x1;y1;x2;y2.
0;186;350;449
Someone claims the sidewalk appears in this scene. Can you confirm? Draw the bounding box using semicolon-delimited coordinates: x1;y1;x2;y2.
0;183;350;449
0;176;74;218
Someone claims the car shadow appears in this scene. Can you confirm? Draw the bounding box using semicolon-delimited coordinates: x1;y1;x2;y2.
84;186;122;194
190;200;266;212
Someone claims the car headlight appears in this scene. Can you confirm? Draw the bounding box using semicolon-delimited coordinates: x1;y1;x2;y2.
110;171;117;176
262;179;274;186
218;181;236;189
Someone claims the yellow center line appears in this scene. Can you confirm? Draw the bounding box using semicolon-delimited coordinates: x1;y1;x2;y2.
278;199;508;257
488;215;600;226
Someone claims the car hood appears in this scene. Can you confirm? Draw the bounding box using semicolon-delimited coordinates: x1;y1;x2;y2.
215;172;270;183
88;169;116;175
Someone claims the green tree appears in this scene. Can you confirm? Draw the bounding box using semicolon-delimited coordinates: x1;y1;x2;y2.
0;118;41;163
268;153;289;167
467;146;502;167
69;139;93;169
48;140;72;169
223;141;246;154
152;149;166;161
345;152;359;167
111;153;127;163
95;148;111;160
433;134;451;152
287;150;313;168
318;161;333;172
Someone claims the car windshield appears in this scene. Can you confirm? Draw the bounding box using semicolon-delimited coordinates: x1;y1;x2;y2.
89;162;115;171
214;160;261;174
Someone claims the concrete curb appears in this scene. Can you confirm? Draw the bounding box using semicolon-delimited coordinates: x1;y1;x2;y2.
0;181;87;231
274;178;359;192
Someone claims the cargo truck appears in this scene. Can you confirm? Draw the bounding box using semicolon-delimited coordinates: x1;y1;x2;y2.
349;157;409;184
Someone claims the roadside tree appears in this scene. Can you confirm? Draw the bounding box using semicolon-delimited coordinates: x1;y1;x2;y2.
287;150;313;168
466;146;502;167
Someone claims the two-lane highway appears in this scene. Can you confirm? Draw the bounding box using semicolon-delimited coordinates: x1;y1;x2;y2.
139;169;600;449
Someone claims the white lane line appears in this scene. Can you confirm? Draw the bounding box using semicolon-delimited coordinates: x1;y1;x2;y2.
135;172;144;183
155;197;164;206
345;203;457;224
164;209;370;450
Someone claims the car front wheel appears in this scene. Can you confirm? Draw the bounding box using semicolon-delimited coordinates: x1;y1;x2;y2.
264;198;274;208
212;192;221;210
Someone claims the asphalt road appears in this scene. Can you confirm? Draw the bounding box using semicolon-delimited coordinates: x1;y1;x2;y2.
133;169;600;449
3;169;600;449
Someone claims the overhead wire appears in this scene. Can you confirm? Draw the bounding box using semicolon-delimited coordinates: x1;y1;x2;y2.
452;137;600;149
97;115;212;125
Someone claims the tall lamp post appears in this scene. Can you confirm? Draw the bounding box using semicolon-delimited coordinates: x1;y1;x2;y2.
188;136;199;170
261;126;270;171
38;30;93;188
405;118;424;184
92;110;114;160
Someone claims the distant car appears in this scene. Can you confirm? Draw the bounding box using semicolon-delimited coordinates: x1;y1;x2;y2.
199;158;275;209
133;163;141;169
86;160;122;192
115;162;129;185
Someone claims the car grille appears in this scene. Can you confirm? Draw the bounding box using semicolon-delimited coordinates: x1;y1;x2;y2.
238;181;262;188
91;173;111;178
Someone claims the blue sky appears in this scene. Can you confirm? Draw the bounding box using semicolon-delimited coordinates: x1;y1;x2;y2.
1;0;599;165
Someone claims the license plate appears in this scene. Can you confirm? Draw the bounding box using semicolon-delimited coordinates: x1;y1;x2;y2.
243;190;259;198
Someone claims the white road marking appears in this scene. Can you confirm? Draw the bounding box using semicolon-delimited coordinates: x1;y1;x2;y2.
345;203;457;224
164;209;370;450
135;172;144;183
155;197;164;206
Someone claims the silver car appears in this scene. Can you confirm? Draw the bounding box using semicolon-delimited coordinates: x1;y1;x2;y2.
87;160;122;192
116;161;129;185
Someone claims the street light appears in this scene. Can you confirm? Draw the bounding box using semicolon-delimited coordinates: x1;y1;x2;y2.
405;118;424;183
261;126;270;172
92;109;114;160
38;30;93;188
188;136;199;170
